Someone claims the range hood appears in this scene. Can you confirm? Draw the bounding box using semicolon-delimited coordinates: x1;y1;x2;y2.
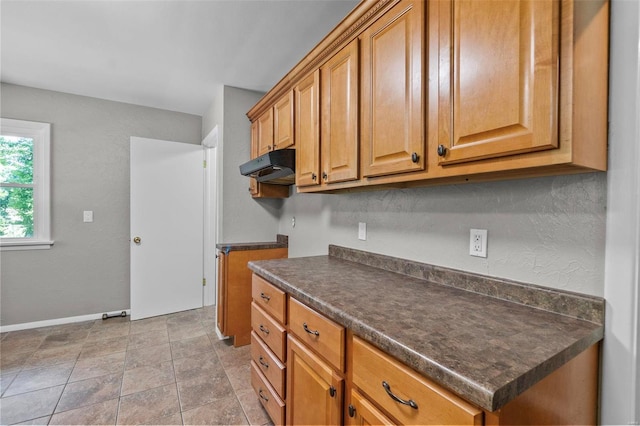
239;149;295;185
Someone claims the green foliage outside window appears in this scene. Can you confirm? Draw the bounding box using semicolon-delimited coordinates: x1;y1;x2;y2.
0;136;35;237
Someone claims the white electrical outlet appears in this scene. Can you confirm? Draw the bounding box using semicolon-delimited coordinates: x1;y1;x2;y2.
83;210;93;223
358;222;367;241
469;229;487;257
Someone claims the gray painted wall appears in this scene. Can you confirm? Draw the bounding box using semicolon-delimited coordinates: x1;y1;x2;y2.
278;173;607;297
0;83;202;326
202;85;283;244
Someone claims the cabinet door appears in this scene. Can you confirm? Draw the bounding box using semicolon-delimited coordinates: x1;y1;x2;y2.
257;108;274;157
295;70;321;187
274;91;294;150
360;0;424;178
321;39;359;184
250;120;259;159
436;0;559;165
287;335;343;426
216;251;227;334
346;389;395;426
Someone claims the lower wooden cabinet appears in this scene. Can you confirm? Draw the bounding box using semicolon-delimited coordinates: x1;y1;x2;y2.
249;273;599;425
351;335;483;425
216;247;287;346
286;334;344;426
346;388;395;426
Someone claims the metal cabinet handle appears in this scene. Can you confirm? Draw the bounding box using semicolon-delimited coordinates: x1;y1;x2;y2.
348;404;356;418
322;172;328;180
259;324;270;335
437;144;447;157
133;236;141;244
329;386;336;397
259;389;269;402
311;173;317;181
303;322;320;336
382;381;418;409
260;292;271;302
258;355;269;369
411;152;419;163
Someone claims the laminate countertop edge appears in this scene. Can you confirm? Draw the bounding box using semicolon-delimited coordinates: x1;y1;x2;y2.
248;253;604;412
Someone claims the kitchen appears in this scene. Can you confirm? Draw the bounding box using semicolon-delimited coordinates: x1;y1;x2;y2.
1;0;638;425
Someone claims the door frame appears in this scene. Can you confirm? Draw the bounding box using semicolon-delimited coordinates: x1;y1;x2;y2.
203;126;219;306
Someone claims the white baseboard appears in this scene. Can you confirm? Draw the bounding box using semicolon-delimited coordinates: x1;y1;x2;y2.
0;309;131;333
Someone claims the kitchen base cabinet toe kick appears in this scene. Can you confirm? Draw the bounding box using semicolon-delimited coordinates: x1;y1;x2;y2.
247;247;603;425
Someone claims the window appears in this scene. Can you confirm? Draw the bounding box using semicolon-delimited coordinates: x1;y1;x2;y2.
1;118;52;250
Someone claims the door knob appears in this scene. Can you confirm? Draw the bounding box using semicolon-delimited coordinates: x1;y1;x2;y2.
133;236;141;244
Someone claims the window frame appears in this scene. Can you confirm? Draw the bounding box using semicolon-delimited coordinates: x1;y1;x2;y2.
1;118;53;250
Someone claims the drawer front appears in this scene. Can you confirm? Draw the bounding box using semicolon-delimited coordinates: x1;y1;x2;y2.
252;274;287;324
251;361;285;426
251;331;286;399
288;297;345;372
251;302;287;362
352;336;482;425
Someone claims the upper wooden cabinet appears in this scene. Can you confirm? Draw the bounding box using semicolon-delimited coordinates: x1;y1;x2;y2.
321;39;360;184
253;90;294;159
256;108;274;157
426;0;609;180
295;70;321;187
435;0;559;166
360;0;425;178
247;0;609;193
274;91;294;151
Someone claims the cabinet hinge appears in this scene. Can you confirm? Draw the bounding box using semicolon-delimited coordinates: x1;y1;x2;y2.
202;278;206;286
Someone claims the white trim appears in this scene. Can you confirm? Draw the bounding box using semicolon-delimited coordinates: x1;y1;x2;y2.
601;1;640;424
0;118;51;247
0;309;132;333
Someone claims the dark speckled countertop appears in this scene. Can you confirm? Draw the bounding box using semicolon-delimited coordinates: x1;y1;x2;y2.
248;245;604;412
216;234;288;254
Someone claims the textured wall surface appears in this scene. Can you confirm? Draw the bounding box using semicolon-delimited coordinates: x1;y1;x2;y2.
203;85;284;244
0;83;202;326
279;173;607;297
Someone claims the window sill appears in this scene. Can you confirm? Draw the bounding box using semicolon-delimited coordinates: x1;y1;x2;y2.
1;240;54;251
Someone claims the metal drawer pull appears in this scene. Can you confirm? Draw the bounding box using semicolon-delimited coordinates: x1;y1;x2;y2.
259;389;269;402
382;381;418;409
258;355;269;369
348;404;356;418
303;322;320;336
259;324;270;335
260;292;271;302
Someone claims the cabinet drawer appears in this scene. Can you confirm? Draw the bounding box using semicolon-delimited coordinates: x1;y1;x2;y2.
251;331;285;399
352;336;482;425
251;302;287;362
252;274;286;324
251;360;285;426
288;297;345;372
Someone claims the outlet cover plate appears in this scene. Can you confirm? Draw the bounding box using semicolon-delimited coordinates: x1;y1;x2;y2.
358;222;367;241
470;229;487;257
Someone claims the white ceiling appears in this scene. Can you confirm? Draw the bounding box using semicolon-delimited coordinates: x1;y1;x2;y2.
1;0;359;116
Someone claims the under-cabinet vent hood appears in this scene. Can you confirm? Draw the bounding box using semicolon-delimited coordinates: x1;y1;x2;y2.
239;149;295;185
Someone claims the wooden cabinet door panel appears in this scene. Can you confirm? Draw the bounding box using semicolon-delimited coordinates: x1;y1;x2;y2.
346;389;395;426
274;91;294;150
295;70;321;187
437;0;559;165
321;39;359;184
361;0;425;178
287;335;343;426
257;108;274;157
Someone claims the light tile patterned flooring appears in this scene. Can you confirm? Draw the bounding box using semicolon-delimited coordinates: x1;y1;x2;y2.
0;306;271;425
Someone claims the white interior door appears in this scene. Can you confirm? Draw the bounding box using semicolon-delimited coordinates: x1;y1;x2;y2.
130;136;204;320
